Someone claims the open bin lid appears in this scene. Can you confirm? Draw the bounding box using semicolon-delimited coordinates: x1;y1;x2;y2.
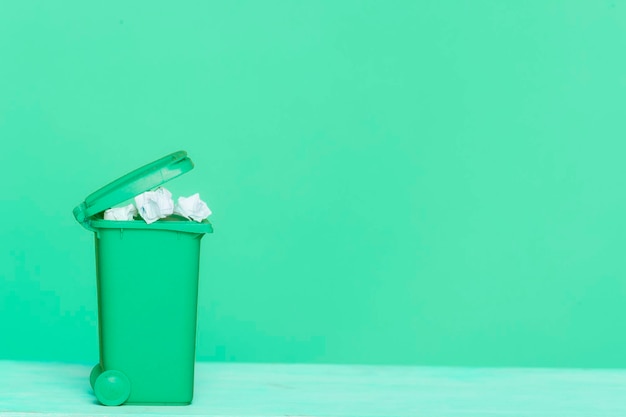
73;150;212;233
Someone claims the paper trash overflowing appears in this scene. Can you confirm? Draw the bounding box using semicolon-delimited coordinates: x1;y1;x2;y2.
104;203;138;221
134;187;175;224
104;187;211;224
174;193;212;222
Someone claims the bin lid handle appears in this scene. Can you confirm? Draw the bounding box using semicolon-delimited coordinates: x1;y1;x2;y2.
73;150;194;230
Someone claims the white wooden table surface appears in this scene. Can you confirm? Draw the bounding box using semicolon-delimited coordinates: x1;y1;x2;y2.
1;360;625;416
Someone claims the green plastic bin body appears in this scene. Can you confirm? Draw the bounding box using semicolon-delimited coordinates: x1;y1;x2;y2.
95;226;203;404
74;151;213;406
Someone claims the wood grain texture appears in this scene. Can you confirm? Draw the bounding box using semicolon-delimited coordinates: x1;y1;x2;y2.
0;361;625;416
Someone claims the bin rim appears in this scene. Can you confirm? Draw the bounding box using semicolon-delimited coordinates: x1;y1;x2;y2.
90;216;213;234
73;150;202;232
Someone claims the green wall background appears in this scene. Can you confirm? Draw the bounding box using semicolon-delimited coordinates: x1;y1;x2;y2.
2;1;626;368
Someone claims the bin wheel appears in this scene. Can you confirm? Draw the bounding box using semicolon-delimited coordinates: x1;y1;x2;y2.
89;363;103;390
94;370;131;406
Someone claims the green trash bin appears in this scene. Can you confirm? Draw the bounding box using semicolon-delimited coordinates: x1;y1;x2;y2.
73;150;213;406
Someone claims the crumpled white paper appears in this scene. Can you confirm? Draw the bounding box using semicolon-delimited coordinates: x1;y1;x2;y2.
104;203;137;221
174;193;212;222
134;187;175;224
